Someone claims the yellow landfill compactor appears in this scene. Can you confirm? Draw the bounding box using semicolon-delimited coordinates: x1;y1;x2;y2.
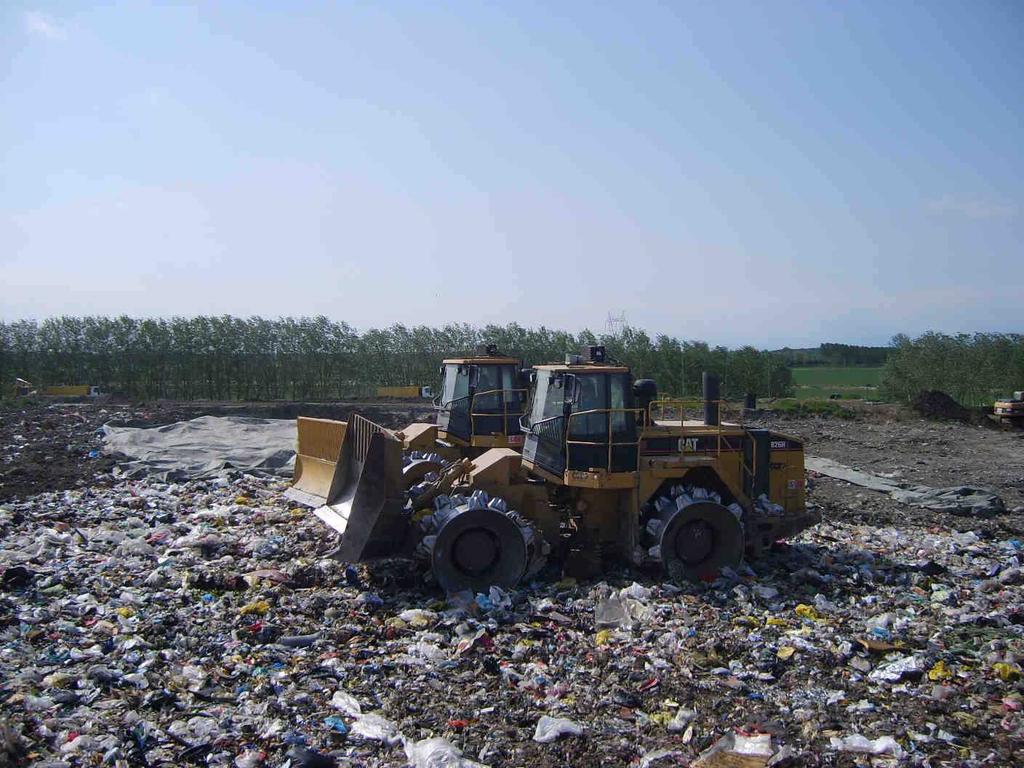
994;391;1024;426
286;346;819;592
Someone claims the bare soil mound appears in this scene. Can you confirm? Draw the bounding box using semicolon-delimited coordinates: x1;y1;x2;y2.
911;390;971;422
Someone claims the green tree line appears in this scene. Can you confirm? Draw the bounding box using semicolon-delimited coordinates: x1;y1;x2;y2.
0;316;792;401
884;332;1024;406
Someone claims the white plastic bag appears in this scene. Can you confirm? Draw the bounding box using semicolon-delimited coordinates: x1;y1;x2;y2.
350;713;402;746
532;715;584;743
404;736;486;767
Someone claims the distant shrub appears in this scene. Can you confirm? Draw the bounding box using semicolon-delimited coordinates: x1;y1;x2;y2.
883;332;1024;407
769;398;856;420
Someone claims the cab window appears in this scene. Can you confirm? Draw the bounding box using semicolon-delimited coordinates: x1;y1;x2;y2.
473;365;500;410
610;373;633;436
500;366;522;409
442;364;469;405
570;374;607;437
530;373;568;423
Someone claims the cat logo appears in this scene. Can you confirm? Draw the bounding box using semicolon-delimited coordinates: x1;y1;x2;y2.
680;438;699;451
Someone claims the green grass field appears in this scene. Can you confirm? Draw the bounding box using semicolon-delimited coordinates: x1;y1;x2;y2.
790;366;884;400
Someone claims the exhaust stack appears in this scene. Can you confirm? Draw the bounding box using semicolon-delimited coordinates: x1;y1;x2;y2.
633;379;657;426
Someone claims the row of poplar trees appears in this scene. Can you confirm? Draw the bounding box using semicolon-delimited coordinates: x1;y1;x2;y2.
883;332;1024;406
0;316;792;401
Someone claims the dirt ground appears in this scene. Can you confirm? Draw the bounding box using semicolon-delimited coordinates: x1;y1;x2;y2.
1;398;1022;766
752;402;1024;536
0;399;433;503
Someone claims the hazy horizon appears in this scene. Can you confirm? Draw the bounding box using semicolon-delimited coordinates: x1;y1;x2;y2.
3;3;1021;348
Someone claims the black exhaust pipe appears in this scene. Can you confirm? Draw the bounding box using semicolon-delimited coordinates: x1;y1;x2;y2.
703;372;720;426
633;379;657;426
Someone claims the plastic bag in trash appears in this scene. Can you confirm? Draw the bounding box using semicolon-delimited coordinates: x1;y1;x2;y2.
349;713;402;746
285;746;336;768
403;736;486;767
398;608;438;628
829;734;904;757
667;707;697;732
330;690;361;716
691;732;774;767
619;582;651;600
532;715;584;743
595;592;630;628
869;655;924;683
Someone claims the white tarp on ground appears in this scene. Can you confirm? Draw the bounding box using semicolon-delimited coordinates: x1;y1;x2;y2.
102;416;297;479
806;456;1004;516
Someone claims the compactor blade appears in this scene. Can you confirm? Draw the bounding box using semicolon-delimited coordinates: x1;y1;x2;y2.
288;414;410;562
286;417;349;507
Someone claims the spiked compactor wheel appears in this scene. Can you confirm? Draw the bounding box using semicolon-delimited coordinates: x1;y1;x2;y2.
649;497;744;581
401;452;447;491
423;495;542;593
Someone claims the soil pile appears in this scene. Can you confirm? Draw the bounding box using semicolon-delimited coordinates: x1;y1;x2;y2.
911;390;971;422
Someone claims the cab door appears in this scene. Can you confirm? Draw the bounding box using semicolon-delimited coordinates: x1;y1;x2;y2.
523;372;571;475
437;364;471;440
566;373;638;473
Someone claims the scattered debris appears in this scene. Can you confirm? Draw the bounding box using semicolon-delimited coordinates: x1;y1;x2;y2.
0;400;1022;765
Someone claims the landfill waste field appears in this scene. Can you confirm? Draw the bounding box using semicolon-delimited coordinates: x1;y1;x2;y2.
1;400;1023;767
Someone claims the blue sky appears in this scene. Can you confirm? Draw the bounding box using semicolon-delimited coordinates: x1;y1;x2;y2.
2;1;1021;347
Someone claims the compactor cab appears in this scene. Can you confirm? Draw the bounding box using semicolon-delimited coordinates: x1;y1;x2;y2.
13;378;34;397
436;347;527;450
523;353;638;477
